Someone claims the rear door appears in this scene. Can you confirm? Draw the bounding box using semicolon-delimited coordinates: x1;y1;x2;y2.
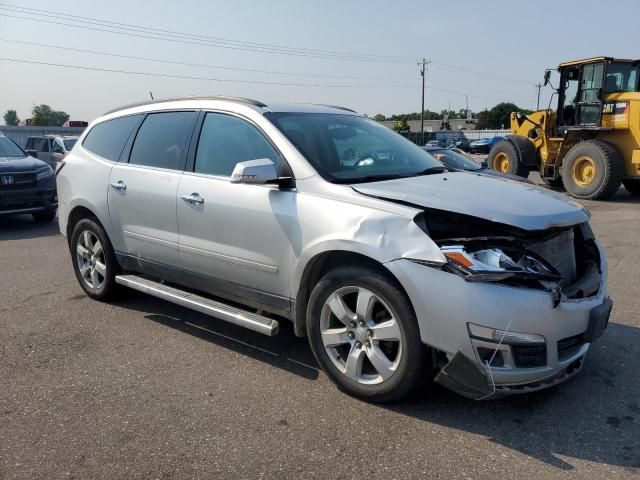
108;111;198;268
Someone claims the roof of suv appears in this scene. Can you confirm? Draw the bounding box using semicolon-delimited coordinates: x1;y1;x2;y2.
103;96;359;117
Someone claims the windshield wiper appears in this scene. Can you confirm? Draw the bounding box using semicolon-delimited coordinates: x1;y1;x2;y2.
407;166;448;177
332;174;406;184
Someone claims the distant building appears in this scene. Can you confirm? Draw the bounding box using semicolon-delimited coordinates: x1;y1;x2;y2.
19;118;33;126
380;118;477;132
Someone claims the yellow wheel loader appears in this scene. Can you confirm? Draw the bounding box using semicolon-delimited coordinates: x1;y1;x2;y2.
488;57;640;200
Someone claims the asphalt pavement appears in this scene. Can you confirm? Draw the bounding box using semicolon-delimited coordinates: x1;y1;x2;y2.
1;183;639;479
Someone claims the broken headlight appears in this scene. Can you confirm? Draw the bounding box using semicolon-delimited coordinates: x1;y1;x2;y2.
440;245;561;282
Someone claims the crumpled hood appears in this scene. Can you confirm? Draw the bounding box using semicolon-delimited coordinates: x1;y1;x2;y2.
0;155;48;172
352;172;589;231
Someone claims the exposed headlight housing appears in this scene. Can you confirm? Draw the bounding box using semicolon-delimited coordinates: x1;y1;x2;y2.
440;245;560;282
36;166;54;180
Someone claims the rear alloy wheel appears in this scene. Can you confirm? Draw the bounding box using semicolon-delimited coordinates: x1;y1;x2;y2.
561;140;624;200
70;218;120;300
307;266;426;403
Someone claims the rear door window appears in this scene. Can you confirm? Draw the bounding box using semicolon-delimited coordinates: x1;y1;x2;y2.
83;114;143;161
129;111;196;170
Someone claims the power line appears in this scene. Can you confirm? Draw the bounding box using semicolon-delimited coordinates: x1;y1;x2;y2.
0;8;413;63
0;38;408;81
0;57;421;88
431;60;534;85
0;2;416;62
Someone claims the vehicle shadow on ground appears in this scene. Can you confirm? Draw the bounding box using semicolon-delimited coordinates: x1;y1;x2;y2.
0;215;60;240
114;292;639;471
391;321;640;472
113;290;320;381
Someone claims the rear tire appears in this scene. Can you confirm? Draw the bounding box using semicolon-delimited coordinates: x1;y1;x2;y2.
70;218;120;300
561;140;624;200
622;179;640;197
32;209;57;223
488;140;529;178
306;265;427;403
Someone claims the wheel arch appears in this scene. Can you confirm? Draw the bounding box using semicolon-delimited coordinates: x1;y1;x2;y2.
66;202;110;245
293;249;408;337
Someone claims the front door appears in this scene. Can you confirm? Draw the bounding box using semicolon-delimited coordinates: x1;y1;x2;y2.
577;62;604;126
108;110;197;268
177;112;296;306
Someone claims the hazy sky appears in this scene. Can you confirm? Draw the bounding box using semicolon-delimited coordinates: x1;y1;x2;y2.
1;0;639;123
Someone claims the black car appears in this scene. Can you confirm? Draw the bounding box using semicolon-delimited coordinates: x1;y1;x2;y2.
0;134;57;222
421;146;530;182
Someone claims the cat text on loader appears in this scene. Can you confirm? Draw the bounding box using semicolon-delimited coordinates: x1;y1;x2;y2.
488;57;640;200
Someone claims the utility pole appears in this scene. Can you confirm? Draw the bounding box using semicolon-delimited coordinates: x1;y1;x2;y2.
535;83;542;110
418;58;431;145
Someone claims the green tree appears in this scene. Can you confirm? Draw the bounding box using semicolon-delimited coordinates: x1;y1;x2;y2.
475;102;531;129
49;110;70;127
392;119;410;132
3;109;19;126
31;104;70;126
373;113;386;121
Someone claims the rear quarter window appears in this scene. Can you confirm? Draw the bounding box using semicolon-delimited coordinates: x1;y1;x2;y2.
82;114;143;161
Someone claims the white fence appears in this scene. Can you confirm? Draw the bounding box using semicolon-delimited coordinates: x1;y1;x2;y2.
460;129;510;140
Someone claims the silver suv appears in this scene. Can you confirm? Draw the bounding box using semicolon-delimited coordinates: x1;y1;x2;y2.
57;97;611;402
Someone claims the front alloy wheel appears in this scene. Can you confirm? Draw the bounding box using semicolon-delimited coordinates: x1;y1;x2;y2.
320;286;402;385
307;265;427;403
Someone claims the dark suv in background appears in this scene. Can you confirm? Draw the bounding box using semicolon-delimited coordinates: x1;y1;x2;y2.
0;133;57;222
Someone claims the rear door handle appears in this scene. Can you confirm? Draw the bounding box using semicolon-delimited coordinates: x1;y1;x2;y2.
110;180;127;191
181;193;204;205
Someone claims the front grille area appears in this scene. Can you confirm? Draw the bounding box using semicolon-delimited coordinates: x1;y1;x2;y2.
0;190;53;211
0;172;37;190
528;229;577;285
557;334;585;361
512;343;547;368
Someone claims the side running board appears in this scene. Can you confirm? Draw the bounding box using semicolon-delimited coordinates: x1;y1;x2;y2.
115;274;279;336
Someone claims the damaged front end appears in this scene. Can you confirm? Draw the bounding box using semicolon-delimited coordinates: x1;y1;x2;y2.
412;208;610;400
414;208;603;304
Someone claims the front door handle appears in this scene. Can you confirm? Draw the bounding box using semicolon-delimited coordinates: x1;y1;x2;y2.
110;180;127;191
181;193;204;205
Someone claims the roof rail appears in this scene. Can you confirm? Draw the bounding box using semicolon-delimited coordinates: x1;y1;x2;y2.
314;104;358;113
103;96;268;116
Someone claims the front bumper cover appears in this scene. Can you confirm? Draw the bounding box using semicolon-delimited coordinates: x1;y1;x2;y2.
385;241;610;399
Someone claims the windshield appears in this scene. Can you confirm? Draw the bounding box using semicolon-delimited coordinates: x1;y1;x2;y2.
605;62;639;92
266;112;444;183
0;136;25;157
63;139;77;150
429;148;480;171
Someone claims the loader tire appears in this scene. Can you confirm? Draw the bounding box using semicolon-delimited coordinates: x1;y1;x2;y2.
561;140;624;200
488;140;529;178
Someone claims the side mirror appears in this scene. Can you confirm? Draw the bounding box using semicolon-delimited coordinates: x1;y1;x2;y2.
230;158;279;185
544;70;551;86
26;149;38;158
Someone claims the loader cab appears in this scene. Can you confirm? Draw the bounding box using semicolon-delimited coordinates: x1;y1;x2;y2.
556;57;640;131
557;59;605;129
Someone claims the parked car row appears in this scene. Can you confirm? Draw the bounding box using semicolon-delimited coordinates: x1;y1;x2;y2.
0;133;58;222
25;135;78;169
56;96;610;403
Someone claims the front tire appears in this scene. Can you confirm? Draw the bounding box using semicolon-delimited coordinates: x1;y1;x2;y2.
561;140;624;200
306;265;426;403
70;217;120;300
488;140;529;178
